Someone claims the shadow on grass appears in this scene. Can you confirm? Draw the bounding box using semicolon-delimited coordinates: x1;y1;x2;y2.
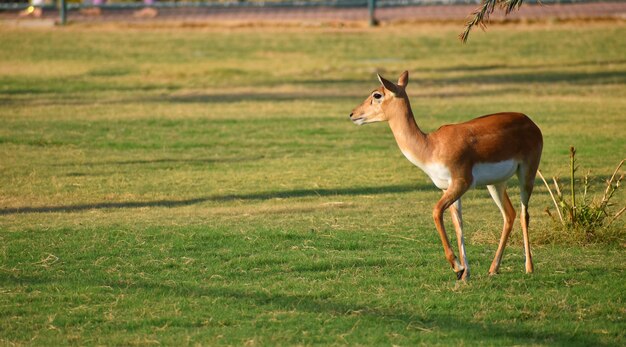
104;280;610;346
430;59;626;73
433;69;626;85
294;69;626;88
1;88;517;107
163;91;358;104
0;183;432;215
214;288;609;346
0;270;611;345
51;156;264;168
11;68;617;107
3;63;624;101
159;88;519;104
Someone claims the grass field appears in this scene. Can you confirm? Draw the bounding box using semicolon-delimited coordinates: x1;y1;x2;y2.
1;22;625;345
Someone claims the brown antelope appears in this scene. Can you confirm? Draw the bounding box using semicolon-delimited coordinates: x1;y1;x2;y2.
349;71;543;280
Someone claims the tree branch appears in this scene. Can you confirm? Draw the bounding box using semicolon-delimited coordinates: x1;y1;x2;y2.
460;0;529;43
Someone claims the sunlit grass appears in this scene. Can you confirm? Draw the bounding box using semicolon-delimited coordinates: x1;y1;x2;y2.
0;23;624;345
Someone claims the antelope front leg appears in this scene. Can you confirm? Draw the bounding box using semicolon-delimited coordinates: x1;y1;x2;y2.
432;188;467;280
450;199;469;280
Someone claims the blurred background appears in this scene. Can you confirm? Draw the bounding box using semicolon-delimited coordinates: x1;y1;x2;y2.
2;0;625;26
1;0;625;345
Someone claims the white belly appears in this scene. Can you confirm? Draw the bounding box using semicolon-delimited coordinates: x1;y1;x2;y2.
401;149;518;190
471;160;519;186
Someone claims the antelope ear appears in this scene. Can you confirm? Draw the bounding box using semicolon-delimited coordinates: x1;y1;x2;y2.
397;71;409;87
377;73;399;95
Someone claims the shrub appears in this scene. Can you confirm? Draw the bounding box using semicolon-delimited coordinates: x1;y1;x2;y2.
538;147;625;244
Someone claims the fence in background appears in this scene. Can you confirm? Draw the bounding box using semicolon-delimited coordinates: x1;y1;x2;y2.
0;0;617;25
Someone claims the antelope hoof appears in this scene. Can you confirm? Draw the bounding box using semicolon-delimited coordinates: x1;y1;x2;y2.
456;269;465;280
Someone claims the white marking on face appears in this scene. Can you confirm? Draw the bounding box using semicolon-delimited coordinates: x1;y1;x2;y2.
352;117;366;125
352;108;384;125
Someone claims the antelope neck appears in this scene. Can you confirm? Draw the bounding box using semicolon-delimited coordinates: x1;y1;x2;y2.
387;99;430;166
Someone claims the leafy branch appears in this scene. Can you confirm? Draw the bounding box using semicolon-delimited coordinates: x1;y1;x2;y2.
460;0;530;42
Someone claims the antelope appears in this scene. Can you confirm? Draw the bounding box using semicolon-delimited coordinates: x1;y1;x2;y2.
349;71;543;280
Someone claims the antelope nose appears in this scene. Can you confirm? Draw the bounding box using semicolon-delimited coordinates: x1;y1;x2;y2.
349;113;353;119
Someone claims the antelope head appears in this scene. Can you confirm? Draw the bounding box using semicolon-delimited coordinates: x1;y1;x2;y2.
349;71;409;125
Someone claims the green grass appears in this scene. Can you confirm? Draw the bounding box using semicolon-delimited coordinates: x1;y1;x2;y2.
1;23;625;345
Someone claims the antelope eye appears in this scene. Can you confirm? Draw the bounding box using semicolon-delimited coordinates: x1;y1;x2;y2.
372;92;382;99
